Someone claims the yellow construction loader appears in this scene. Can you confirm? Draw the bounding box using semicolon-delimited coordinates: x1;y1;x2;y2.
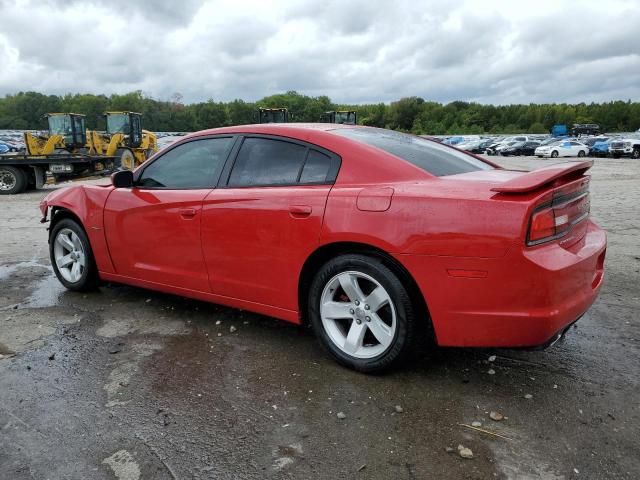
258;108;289;123
88;111;157;170
24;113;91;155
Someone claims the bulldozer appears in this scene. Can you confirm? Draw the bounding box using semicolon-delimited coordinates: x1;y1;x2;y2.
88;111;157;170
319;111;357;125
258;108;289;123
24;113;91;155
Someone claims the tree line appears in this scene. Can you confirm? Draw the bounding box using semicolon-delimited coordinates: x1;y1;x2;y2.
1;90;639;134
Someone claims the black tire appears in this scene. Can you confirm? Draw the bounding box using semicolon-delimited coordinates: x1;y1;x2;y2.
115;148;135;170
49;218;99;292
613;153;621;159
551;150;559;158
308;254;417;373
578;150;586;158
632;148;640;159
0;166;27;195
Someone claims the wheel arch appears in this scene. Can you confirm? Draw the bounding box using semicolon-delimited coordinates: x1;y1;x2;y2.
298;241;432;335
48;207;86;242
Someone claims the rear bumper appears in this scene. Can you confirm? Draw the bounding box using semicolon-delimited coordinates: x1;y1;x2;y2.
396;220;606;347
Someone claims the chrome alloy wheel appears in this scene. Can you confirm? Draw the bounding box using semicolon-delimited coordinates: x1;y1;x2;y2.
320;271;397;359
0;170;17;191
53;228;86;283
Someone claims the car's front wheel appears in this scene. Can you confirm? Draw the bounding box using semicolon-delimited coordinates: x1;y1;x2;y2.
308;254;416;373
50;218;99;291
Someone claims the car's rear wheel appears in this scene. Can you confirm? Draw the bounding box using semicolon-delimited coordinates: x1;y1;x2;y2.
578;150;586;157
308;254;416;373
551;150;559;158
50;218;99;291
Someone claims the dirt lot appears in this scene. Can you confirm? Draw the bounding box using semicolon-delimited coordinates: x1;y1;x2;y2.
0;156;638;480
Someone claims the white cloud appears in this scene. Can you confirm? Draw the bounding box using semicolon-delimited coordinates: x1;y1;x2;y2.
0;0;638;104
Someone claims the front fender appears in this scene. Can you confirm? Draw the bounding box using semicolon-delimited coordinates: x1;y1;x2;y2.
43;184;116;273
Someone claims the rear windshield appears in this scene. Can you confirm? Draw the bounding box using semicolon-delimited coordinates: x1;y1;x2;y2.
331;127;493;176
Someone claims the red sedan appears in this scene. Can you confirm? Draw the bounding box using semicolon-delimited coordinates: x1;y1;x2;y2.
40;125;606;372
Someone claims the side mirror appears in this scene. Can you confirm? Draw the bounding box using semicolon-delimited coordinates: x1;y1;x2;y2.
112;170;133;188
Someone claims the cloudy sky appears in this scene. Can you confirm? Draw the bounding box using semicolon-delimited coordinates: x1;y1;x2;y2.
0;0;638;105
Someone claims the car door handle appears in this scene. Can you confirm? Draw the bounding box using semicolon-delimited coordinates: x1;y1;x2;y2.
289;205;312;218
179;208;197;219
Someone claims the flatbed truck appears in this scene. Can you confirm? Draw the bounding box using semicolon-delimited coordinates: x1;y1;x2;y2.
0;153;116;195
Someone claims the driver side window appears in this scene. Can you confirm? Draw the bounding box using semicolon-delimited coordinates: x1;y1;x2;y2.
138;137;233;189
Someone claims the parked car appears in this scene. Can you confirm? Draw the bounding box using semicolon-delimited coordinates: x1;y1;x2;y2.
609;137;640;158
455;139;490;153
535;140;589;158
40;125;606;372
0;137;23;152
493;141;520;155
485;136;531;155
442;136;466;145
500;141;541;156
571;124;601;136
478;138;498;153
589;138;611;157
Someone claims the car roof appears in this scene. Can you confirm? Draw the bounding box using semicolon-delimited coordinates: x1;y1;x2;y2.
187;123;354;139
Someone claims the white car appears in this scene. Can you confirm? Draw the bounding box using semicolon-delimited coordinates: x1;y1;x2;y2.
534;140;589;158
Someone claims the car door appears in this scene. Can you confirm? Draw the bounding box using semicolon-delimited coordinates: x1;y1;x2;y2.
569;141;584;156
558;141;570;157
201;135;340;311
104;136;235;292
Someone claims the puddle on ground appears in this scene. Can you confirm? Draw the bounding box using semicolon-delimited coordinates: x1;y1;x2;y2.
21;270;66;308
104;342;163;407
97;314;190;338
0;259;48;282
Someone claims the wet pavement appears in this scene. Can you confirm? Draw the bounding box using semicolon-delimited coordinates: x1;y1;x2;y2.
0;156;639;479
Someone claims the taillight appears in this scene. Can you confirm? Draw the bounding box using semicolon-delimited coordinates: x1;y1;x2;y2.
529;207;556;242
527;185;590;246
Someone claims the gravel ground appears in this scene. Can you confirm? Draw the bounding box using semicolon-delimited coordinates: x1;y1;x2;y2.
0;155;638;479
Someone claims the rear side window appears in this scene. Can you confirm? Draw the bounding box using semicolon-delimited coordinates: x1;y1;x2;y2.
138;137;232;188
300;150;332;183
332;127;493;176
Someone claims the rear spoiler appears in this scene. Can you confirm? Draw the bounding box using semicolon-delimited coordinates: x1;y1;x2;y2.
491;160;593;193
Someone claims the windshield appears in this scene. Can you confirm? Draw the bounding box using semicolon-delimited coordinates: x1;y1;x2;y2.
335;112;356;125
48;115;72;136
332;127;493;177
260;110;286;123
106;114;131;134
